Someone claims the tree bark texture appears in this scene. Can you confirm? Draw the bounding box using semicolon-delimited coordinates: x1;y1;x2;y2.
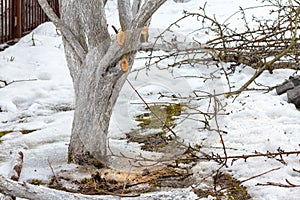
0;175;116;200
37;0;167;166
0;174;195;200
3;151;23;200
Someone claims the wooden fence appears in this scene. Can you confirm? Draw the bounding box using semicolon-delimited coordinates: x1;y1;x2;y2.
0;0;59;44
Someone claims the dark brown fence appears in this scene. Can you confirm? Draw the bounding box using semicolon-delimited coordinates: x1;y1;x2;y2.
0;0;59;44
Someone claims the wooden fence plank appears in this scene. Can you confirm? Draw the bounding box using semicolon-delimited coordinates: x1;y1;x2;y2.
16;0;22;38
0;0;59;44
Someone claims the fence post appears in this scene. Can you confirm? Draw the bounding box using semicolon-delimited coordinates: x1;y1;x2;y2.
15;0;22;39
55;0;60;17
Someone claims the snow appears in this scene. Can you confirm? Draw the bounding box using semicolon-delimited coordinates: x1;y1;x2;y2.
1;0;300;199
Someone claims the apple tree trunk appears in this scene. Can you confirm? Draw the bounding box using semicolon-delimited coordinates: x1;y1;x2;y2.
37;0;167;166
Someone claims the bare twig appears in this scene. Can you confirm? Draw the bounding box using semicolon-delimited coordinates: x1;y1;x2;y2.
121;165;132;195
212;91;227;167
47;157;60;186
257;179;300;188
0;79;37;88
240;167;281;184
144;1;300;100
212;150;300;161
126;79;177;136
293;168;300;173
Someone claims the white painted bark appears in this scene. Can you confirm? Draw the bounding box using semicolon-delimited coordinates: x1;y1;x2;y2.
3;151;23;200
132;0;142;17
0;175;195;200
0;175;117;200
37;0;167;166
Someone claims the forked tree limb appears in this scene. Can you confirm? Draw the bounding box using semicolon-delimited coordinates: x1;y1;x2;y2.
131;0;167;29
132;0;142;17
37;0;86;62
118;0;133;30
97;0;170;76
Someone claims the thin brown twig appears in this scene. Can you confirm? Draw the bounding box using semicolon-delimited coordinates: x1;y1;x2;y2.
213;150;300;160
293;168;300;173
256;179;300;188
146;2;300;100
213;90;227;167
47;157;60;186
240;167;281;184
126;79;177;136
0;79;37;88
121;165;132;195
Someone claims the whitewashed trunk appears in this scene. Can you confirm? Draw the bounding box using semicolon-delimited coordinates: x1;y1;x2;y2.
69;69;113;166
59;1;116;166
68;55;129;166
37;0;167;166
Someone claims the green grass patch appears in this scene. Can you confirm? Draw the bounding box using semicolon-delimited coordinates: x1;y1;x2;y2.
19;129;39;134
127;103;184;152
0;129;39;144
193;172;251;200
135;103;182;130
28;179;47;186
0;130;14;137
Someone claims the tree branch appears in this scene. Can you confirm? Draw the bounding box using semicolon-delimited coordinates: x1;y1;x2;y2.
37;0;86;62
216;150;300;161
103;0;108;6
229;6;300;96
132;0;142;17
78;1;110;51
0;175;117;200
0;79;37;88
3;152;24;200
118;0;133;30
126;79;177;136
131;0;167;29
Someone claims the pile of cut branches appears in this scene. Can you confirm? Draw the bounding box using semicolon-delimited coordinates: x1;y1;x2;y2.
147;0;300;95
